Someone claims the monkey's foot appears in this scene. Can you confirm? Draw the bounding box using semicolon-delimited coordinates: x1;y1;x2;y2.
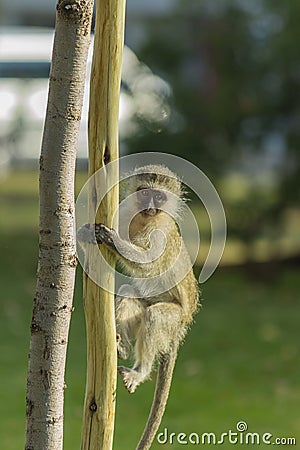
118;366;143;394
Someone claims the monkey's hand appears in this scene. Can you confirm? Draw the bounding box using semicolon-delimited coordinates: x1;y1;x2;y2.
80;223;150;265
77;223;117;247
95;223;117;250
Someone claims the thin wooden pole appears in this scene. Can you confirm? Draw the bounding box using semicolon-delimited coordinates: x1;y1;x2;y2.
81;1;126;449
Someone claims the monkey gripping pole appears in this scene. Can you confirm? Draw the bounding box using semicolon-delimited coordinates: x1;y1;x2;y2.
81;1;126;449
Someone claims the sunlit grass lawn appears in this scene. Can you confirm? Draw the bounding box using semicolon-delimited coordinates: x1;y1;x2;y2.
0;171;299;448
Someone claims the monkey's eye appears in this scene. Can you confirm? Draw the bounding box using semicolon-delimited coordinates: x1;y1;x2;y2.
153;191;166;205
137;188;151;201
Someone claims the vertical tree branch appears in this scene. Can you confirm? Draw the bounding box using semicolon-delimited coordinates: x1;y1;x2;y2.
26;2;94;449
81;1;126;449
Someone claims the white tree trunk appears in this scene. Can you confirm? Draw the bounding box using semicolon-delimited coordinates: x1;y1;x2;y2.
25;2;94;449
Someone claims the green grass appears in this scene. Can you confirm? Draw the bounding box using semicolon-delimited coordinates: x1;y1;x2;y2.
0;171;299;449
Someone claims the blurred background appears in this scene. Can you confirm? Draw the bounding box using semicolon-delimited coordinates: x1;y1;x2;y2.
0;0;299;448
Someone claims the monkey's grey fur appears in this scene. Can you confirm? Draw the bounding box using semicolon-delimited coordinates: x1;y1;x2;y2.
78;164;199;450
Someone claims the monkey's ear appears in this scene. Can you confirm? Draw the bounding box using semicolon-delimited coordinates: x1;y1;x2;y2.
77;223;97;244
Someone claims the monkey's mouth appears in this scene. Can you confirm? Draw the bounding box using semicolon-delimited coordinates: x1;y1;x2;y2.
141;208;159;217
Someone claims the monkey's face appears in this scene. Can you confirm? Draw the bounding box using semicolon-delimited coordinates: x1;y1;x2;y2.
136;187;167;217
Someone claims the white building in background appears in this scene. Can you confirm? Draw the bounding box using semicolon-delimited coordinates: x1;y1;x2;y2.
0;28;172;169
0;0;176;170
0;0;176;55
0;0;175;26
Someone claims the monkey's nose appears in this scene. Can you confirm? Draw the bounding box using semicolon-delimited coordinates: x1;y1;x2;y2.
146;208;157;216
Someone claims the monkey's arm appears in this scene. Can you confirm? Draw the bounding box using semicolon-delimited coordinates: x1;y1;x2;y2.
77;223;151;265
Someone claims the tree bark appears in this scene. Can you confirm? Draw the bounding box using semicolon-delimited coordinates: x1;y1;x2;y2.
25;1;94;449
81;1;126;449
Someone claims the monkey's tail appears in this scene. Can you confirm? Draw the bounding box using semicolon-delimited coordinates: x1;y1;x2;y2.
136;346;178;450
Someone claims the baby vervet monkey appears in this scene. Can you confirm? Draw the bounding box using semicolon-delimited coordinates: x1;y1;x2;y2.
78;164;199;450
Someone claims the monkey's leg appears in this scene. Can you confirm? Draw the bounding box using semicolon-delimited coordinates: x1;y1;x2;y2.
119;302;182;393
115;285;144;360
